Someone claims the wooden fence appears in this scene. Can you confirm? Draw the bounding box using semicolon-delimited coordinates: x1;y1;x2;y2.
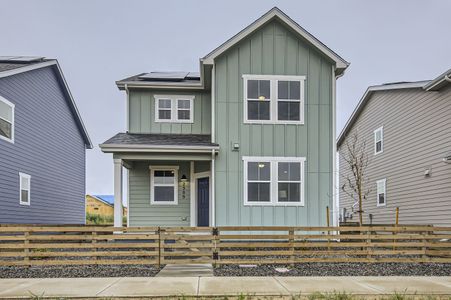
1;225;451;267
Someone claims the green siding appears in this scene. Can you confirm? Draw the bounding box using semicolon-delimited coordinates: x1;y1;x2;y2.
128;161;191;227
214;20;334;226
128;90;211;134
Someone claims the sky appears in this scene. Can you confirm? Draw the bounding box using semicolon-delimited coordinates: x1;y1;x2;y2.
1;0;450;195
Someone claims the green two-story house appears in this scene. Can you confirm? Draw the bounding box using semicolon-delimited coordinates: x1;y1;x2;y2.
100;7;349;228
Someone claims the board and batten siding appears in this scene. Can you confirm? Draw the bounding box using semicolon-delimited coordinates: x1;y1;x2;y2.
128;89;211;134
214;20;334;226
339;86;451;226
0;66;86;224
128;161;191;226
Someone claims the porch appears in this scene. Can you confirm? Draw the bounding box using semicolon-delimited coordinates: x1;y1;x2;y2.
99;133;219;227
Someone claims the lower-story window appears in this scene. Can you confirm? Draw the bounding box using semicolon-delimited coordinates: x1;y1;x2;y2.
19;172;31;205
243;156;305;206
150;166;179;205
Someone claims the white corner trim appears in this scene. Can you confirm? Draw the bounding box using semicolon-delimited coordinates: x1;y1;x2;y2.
149;165;179;205
242;156;306;207
18;172;31;206
154;95;194;123
0;95;15;144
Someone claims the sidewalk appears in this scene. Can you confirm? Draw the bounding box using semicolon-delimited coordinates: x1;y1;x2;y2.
1;276;451;298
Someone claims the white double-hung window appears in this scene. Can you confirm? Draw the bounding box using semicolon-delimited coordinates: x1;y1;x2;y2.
19;173;31;205
374;127;383;154
243;157;305;206
243;75;305;124
150;166;179;205
0;95;14;143
376;178;386;207
154;95;194;123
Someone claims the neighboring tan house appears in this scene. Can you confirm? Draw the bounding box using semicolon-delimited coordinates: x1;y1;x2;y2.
86;195;127;218
100;7;349;227
337;68;451;226
0;56;92;224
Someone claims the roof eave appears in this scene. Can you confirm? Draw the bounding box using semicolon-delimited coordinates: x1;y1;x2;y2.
99;143;220;153
116;81;205;91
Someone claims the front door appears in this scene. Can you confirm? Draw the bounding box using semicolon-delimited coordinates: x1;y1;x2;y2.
197;177;209;227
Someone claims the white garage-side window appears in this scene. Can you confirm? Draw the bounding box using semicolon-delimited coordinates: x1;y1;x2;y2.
0;95;14;143
243;75;305;124
150;166;179;205
376;178;386;207
243;156;305;206
19;173;31;205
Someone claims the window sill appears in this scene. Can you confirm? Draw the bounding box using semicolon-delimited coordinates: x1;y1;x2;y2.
150;202;178;205
19;202;30;206
244;202;305;207
0;135;14;143
243;121;304;125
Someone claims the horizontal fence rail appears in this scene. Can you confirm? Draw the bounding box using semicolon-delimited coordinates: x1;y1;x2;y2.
1;225;450;267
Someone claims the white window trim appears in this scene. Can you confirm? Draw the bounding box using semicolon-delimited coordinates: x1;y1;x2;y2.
374;126;383;155
154;95;194;123
19;172;31;206
376;178;386;207
0;95;15;143
242;75;305;125
243;156;305;206
149;165;179;205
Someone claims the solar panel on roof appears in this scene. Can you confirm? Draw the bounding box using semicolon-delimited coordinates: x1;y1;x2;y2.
186;72;200;79
139;72;189;81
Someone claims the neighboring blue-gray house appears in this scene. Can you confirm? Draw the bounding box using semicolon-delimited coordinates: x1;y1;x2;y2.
101;8;349;228
0;56;92;224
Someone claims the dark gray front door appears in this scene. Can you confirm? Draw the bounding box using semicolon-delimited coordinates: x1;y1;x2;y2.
197;177;209;227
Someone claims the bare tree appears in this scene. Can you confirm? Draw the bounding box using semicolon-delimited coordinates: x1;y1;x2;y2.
340;132;371;225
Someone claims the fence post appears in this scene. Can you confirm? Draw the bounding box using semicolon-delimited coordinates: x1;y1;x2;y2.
366;229;371;261
289;228;295;266
24;230;30;267
213;227;219;267
92;230;97;263
157;227;161;268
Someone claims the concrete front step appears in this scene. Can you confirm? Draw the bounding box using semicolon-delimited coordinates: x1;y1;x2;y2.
156;263;213;277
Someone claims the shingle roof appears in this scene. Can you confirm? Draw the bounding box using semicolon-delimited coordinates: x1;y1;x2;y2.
116;72;202;88
0;56;50;73
100;133;218;148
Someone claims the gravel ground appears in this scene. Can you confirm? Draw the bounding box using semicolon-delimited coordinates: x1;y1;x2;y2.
0;264;162;278
214;263;451;276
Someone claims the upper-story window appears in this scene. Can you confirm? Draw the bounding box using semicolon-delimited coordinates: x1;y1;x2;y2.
154;95;194;123
374;126;383;154
243;156;305;206
243;75;305;124
0;95;15;143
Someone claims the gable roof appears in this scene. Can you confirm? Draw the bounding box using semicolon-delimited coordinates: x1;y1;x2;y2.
92;195;115;206
202;7;349;76
336;81;430;148
337;67;451;148
0;57;92;148
423;68;451;91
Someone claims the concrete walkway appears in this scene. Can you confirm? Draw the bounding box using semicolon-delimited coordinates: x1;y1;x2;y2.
156;264;214;277
1;276;451;298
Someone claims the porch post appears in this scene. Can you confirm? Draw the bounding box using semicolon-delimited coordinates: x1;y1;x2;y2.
113;158;123;228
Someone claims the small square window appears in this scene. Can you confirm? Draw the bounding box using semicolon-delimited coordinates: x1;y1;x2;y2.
150;167;178;205
154;95;194;123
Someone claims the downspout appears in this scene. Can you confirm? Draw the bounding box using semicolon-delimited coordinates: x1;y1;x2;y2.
211;149;216;226
445;74;451;82
125;83;129;132
211;65;215;143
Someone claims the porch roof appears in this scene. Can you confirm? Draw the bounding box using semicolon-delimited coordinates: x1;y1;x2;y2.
100;133;219;153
